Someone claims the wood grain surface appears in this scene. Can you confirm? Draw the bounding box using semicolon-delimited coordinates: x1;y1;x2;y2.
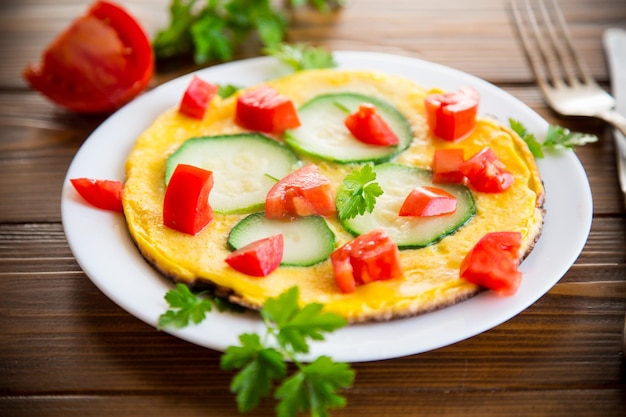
1;1;625;416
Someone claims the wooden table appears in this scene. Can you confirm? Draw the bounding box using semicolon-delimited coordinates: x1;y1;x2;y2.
2;0;626;415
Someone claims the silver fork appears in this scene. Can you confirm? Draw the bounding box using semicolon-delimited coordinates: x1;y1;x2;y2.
511;0;626;354
510;0;626;137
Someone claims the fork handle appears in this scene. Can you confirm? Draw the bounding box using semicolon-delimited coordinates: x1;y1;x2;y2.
597;109;626;138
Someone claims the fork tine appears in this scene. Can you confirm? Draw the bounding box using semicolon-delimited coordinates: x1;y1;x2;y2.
510;0;594;91
510;0;557;90
542;0;595;85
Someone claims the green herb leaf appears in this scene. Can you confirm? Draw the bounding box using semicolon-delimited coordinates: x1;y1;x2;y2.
509;118;544;158
217;84;241;98
262;287;347;354
218;287;354;415
336;164;384;220
158;283;214;329
222;333;287;413
154;0;342;65
275;356;355;417
509;118;598;158
543;124;598;150
265;43;337;71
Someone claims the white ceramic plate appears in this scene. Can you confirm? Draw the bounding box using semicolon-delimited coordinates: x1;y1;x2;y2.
61;51;592;363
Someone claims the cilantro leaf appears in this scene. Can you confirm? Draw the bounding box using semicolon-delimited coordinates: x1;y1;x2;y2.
158;283;213;329
336;164;384;220
265;43;337;71
276;356;355;417
222;333;287;413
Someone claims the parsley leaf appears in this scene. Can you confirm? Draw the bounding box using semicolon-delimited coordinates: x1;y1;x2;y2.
509;118;598;158
509;118;544;158
265;43;337;71
158;283;214;329
221;333;287;412
336;164;384;220
158;283;244;329
543;124;598;150
276;356;354;417
154;0;342;65
262;287;347;354
222;287;353;416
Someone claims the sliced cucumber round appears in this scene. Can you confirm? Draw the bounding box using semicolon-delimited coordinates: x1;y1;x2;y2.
338;163;476;249
228;213;336;267
285;93;413;164
165;133;299;214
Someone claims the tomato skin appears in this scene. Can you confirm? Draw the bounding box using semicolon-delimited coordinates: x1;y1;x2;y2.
460;231;523;295
330;229;403;294
225;234;284;277
265;164;336;220
23;0;154;113
459;147;514;193
179;76;218;119
432;148;466;184
163;164;214;236
235;86;301;134
344;103;400;146
399;186;457;217
425;87;479;141
70;178;124;212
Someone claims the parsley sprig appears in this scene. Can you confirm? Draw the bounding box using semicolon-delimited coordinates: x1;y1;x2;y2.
336;164;384;221
154;0;342;65
159;285;355;416
509;118;598;158
158;283;244;329
264;43;337;71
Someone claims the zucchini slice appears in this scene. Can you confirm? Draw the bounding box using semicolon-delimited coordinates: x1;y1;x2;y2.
228;213;336;267
165;133;299;214
285;92;413;164
338;163;476;249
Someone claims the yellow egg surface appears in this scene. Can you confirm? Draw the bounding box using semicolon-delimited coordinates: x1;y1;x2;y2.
122;69;545;323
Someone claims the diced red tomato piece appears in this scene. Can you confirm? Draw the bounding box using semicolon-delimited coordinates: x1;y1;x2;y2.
459;147;514;193
23;0;154;113
235;86;300;134
425;86;480;141
460;231;523;296
225;234;284;277
399;186;457;217
432;148;466;184
179;76;218;119
265;164;336;220
330;229;403;294
70;178;124;212
163;164;214;235
344;103;400;146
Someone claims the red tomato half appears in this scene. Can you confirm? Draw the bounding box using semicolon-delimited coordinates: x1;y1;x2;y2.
70;178;123;212
460;231;523;296
344;103;400;146
235;86;301;134
399;186;457;217
23;0;154;113
330;229;403;294
225;234;284;277
432;148;465;184
265;164;336;220
459;147;514;193
425;87;479;141
163;164;214;236
179;76;219;119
